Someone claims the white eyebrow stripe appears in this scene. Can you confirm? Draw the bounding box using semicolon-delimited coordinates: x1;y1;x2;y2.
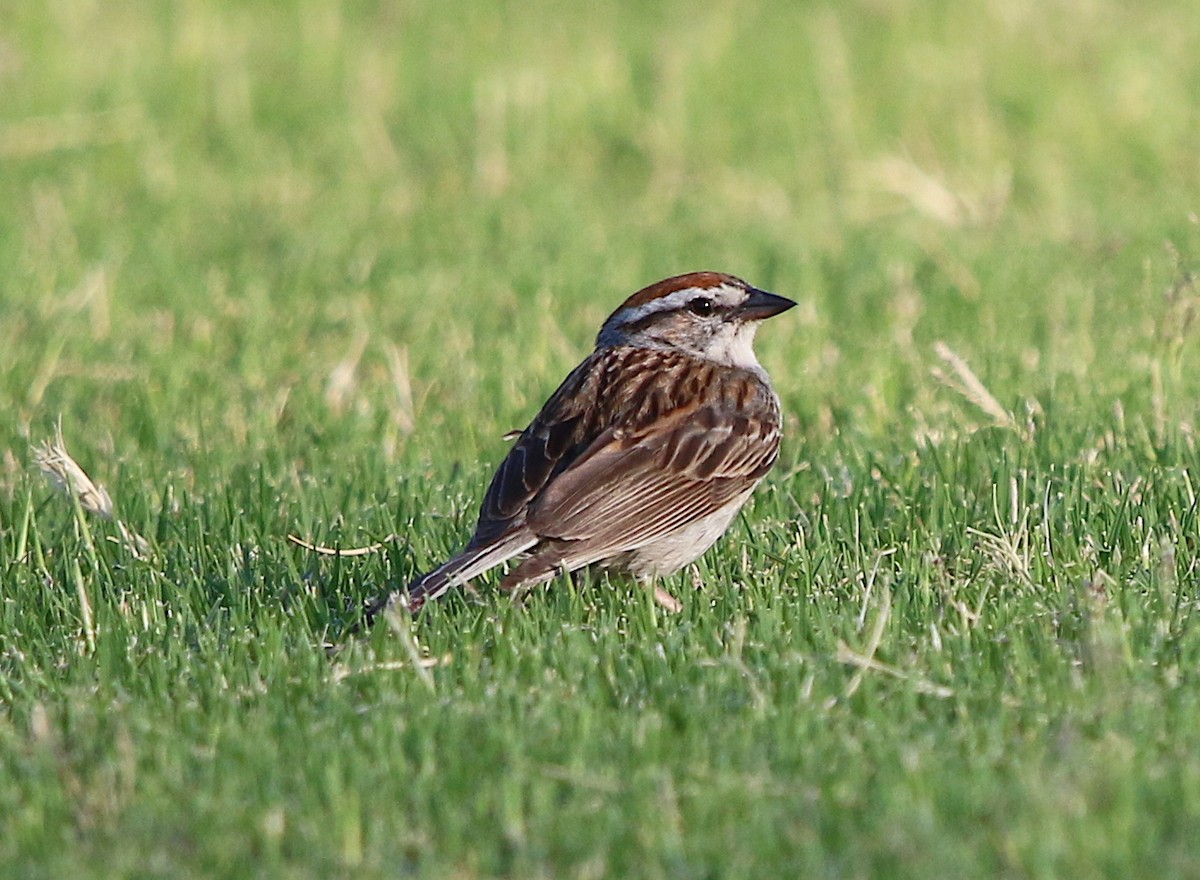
615;283;742;324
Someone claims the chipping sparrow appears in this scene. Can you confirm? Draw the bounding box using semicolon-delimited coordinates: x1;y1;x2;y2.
369;271;794;618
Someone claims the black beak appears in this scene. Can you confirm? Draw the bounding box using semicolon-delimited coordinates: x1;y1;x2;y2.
738;288;797;321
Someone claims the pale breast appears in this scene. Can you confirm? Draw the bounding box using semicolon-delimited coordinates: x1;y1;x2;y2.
613;487;758;580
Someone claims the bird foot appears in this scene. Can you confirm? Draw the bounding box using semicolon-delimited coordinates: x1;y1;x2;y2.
653;586;683;613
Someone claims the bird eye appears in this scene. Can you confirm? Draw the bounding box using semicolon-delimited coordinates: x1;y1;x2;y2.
688;297;715;317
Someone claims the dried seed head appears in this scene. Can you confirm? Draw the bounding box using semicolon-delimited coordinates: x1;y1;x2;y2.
32;423;114;519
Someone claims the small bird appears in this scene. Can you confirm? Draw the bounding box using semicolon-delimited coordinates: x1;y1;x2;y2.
369;271;794;619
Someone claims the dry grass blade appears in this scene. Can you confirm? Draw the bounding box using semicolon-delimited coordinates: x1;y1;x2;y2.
33;423;114;519
0;106;142;158
384;343;415;433
324;330;369;413
287;533;398;556
838;581;892;702
386;609;436;692
835;646;955;699
869;156;966;226
832;584;953;701
32;422;150;557
331;656;446;683
932;341;1019;432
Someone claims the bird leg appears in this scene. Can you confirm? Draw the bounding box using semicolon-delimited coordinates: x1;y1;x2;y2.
652;585;683;613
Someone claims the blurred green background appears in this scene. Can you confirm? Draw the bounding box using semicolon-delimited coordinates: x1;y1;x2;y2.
3;1;1200;876
5;0;1198;468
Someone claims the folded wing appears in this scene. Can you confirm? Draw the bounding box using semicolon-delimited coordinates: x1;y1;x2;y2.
524;404;779;562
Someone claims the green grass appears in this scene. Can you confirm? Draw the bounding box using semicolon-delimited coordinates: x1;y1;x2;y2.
4;0;1200;876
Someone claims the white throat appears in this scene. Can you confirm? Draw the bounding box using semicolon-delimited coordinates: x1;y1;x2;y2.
706;322;764;373
615;321;768;378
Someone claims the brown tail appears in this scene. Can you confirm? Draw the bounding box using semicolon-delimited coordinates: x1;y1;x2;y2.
361;532;538;627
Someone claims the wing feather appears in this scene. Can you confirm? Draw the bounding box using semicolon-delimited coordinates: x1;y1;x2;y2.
525;405;778;557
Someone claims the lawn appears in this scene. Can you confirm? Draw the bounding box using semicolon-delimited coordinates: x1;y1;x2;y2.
3;0;1200;876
